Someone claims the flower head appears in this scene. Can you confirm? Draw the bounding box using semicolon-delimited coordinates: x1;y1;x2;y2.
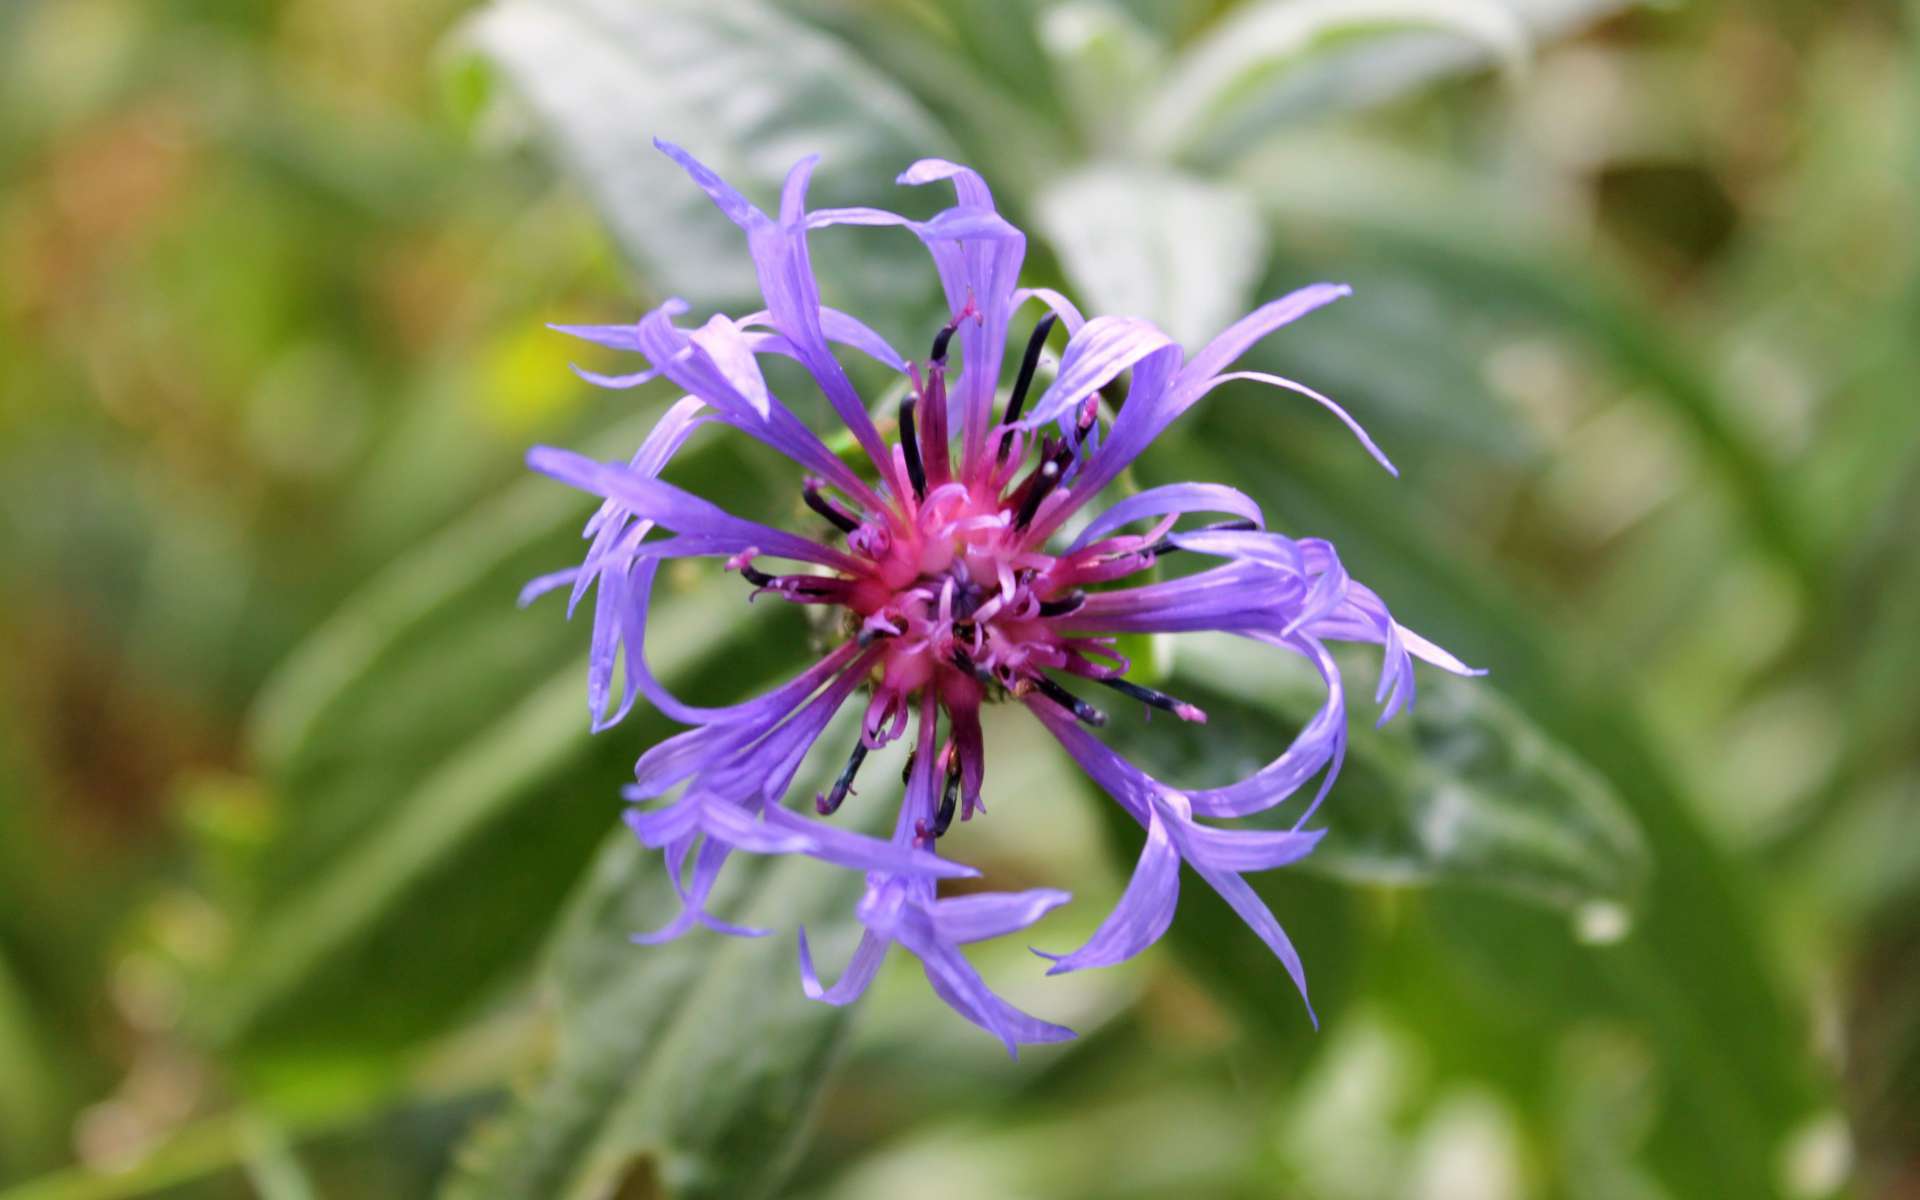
524;140;1478;1054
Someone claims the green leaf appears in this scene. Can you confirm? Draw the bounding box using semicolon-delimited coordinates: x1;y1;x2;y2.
0;955;61;1173
206;411;810;1063
442;826;864;1200
1035;164;1268;346
1236;132;1821;594
1147;422;1832;1197
456;0;951;311
1141;0;1533;164
1036;3;1166;154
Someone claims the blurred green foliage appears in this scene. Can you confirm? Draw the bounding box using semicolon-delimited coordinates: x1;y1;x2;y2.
2;0;1916;1197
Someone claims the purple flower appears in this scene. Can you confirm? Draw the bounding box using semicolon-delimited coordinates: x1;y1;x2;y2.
524;140;1478;1055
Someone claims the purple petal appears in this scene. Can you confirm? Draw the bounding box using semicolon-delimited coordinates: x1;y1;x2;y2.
932;889;1072;944
623;798;703;848
1040;809;1179;974
1166;529;1306;575
1020;316;1179;431
760;805;980;879
1186;635;1347;820
798;927;889;1005
1023;336;1185;539
896;157;996;205
628;303;883;508
1204;370;1396;476
688;314;773;417
698;801;816;854
654;140;902;497
569;363;660;390
527;446;862;573
1186;859;1316;1028
1171;282;1352;408
1012;286;1086;336
628;642;866;783
1175;821;1326;872
549;321;643;351
740;306;909;373
898;905;1075;1057
819;163;1027;467
1068;483;1266;553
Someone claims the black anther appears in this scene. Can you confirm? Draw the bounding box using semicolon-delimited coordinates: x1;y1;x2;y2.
1036;590;1086;618
817;741;869;816
1033;675;1107;727
802;481;860;534
899;394;927;498
1090;674;1199;718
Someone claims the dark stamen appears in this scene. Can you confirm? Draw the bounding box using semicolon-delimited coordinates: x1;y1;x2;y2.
998;313;1058;461
817;741;868;816
802;481;859;534
951;647;997;687
898;394;927;498
857;626;897;648
1145;518;1259;558
1012;459;1061;530
930;319;961;366
1032;675;1107;727
1037;590;1086;618
934;770;959;837
738;565;838;598
1090;674;1203;720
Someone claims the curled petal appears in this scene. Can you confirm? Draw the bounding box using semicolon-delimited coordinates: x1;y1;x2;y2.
1012;286;1086;336
569;363;660;390
1204;370;1396;476
1069;483;1266;553
1039;810;1179;974
898;904;1076;1057
798;927;889;1005
1172;282;1352;408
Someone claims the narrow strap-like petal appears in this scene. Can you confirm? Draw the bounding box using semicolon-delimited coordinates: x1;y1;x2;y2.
798;927;889;1005
1012;286;1086;336
528;446;863;573
1201;370;1396;476
1068;483;1266;553
760;805;979;879
933;889;1072;945
1172;282;1351;406
1186;859;1316;1028
655;139;904;498
1020;315;1178;431
1037;809;1179;974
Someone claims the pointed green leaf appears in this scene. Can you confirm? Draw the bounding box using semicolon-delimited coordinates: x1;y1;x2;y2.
206;411;811;1062
443;822;866;1200
1141;0;1533;163
457;0;951;311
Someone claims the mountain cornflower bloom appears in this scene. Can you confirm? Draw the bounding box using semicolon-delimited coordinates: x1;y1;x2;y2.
524;140;1479;1054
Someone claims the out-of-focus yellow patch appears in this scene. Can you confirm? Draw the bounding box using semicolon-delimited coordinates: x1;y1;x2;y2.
476;324;585;436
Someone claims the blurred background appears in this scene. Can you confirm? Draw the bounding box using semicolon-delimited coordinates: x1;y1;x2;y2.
1;0;1916;1196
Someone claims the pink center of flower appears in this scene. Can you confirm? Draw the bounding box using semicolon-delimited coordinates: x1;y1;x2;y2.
727;312;1213;839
